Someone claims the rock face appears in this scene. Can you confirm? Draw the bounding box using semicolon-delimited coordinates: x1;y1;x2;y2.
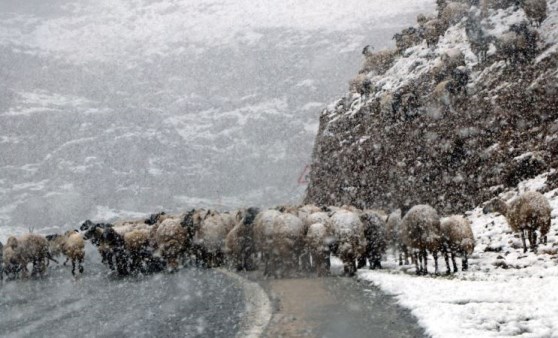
305;1;558;213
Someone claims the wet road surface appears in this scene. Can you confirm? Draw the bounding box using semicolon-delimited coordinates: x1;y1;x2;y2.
255;274;425;338
0;261;244;338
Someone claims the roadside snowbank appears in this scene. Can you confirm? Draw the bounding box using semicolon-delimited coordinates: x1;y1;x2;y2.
359;172;558;337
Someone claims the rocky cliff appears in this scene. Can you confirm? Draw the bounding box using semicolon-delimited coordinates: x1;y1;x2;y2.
305;0;558;213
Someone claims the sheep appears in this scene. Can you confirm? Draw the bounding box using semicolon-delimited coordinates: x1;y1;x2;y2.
124;229;152;273
194;212;228;268
421;18;447;48
62;230;85;275
2;243;19;280
349;74;372;96
522;0;547;27
155;218;188;271
465;14;492;63
440;216;475;273
4;234;51;278
0;241;3;281
496;22;540;64
305;223;332;276
393;27;422;53
358;210;388;270
46;231;85;276
481;0;521;11
253;209;282;275
440;2;469;26
359;47;397;75
328;209;366;277
225;207;259;271
81;221;129;276
267;212;305;278
386;209;410;265
483;191;551;253
401;205;443;275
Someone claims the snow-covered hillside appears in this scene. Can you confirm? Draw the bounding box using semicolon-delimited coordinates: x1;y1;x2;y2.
0;0;435;232
306;0;558;214
360;172;558;337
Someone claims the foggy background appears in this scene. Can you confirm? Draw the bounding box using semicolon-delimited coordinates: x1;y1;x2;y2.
0;0;435;229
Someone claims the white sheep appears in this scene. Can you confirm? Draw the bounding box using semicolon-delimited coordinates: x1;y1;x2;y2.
401;205;443;275
328;209;366;276
253;209;282;275
440;215;475;273
194;211;229;268
386;209;410;265
305;222;332;276
268;212;305;278
483;191;551;252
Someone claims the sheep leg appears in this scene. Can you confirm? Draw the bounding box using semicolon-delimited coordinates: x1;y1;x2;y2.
451;252;458;273
357;256;367;269
443;249;451;275
421;249;428;275
462;253;468;271
521;229;528;253
63;258;69;266
432;251;439;275
531;230;537;253
71;260;76;276
414;252;420;275
79;257;84;274
398;251;403;266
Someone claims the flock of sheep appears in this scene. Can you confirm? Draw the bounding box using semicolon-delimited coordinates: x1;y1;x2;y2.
0;191;551;281
351;0;548;117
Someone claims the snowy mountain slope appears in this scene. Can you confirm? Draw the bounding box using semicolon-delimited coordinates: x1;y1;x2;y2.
0;0;435;232
306;0;558;214
359;172;558;337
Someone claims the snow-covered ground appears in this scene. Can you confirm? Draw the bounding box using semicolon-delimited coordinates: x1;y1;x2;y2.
359;172;558;338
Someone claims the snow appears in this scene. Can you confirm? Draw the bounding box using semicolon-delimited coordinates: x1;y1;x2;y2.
359;172;558;338
0;0;435;64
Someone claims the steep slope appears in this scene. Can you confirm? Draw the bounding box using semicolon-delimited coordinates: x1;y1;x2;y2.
305;0;558;213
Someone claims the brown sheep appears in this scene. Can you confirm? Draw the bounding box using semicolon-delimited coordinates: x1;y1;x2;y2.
483;191;551;252
156;218;188;271
522;0;547;27
124;229;151;272
359;47;398;75
224;207;259;271
46;231;85;275
401;205;443;275
440;216;475;273
393;27;422;53
440;2;469;25
358;210;388;270
5;233;51;278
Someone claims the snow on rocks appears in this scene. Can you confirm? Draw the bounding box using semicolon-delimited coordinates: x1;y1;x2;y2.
359;172;558;337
